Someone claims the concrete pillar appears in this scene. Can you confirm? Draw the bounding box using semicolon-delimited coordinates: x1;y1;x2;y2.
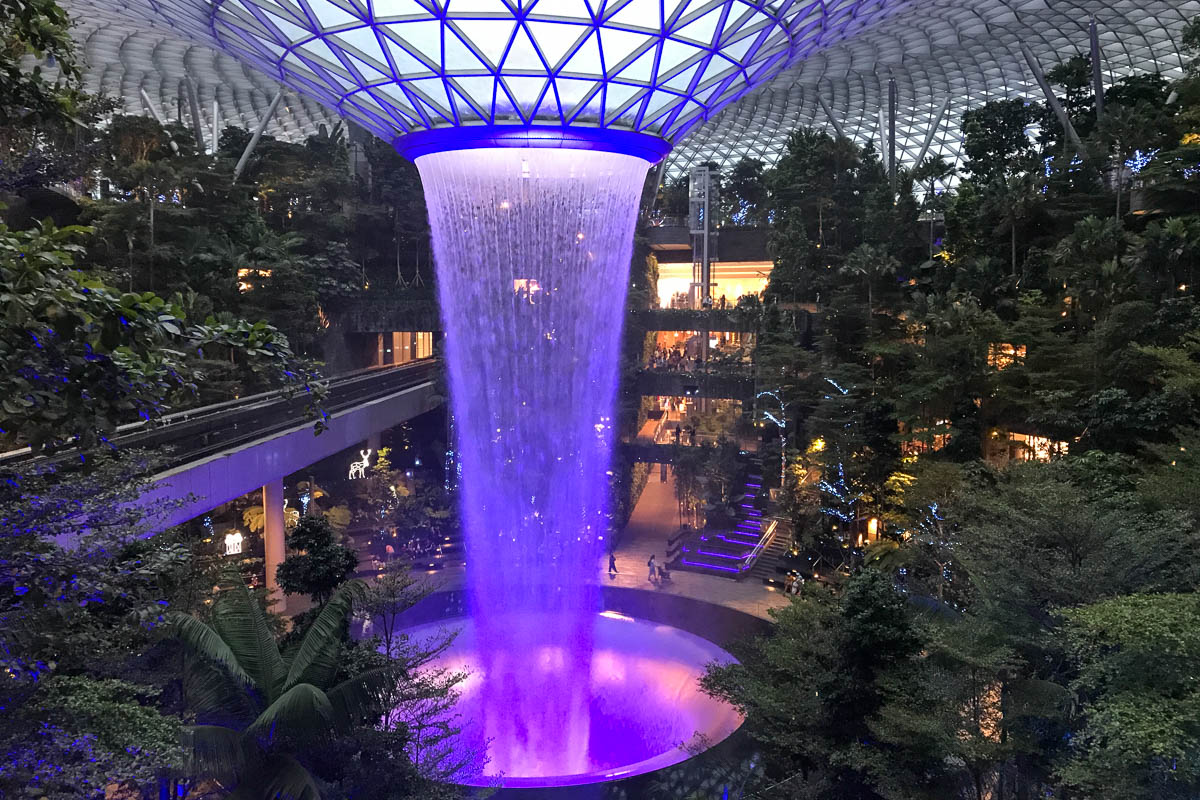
263;479;287;611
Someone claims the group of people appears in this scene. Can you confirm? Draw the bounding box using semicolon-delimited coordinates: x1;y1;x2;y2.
606;552;671;584
672;423;697;446
646;554;671;584
782;572;805;595
647;346;693;371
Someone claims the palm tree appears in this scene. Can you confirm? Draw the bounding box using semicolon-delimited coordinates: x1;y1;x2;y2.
985;171;1040;277
173;574;399;799
840;243;900;318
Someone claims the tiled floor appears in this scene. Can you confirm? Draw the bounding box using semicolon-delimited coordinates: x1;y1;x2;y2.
343;466;790;622
599;466;789;621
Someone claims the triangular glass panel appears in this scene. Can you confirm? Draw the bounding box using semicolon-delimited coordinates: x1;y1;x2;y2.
530;0;591;21
443;28;490;71
600;27;651;70
658;37;701;72
696;54;736;87
502;25;544;70
616;41;657;82
371;81;418;114
297;36;344;69
382;35;437;75
307;1;361;29
392;19;443;56
345;52;391;81
719;31;758;64
502;76;548;117
453;19;515;68
450;76;497;113
263;11;314;44
408;77;455;120
606;0;660;27
659;60;698;91
561;30;602;76
531;84;562;120
602;81;644;119
640;87;679;121
661;0;690;25
370;0;431;20
525;20;586;70
335;26;384;59
674;6;721;46
552;77;591;115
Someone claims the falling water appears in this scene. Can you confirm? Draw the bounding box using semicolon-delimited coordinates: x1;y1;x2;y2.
416;147;648;779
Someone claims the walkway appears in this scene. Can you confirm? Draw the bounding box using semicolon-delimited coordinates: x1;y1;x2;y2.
346;465;790;622
600;466;789;620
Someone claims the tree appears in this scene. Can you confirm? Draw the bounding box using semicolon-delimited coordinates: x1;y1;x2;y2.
702;571;933;800
1061;593;1200;799
275;515;358;606
840;243;899;318
173;575;404;800
0;0;79;127
0;219;326;453
961;100;1040;182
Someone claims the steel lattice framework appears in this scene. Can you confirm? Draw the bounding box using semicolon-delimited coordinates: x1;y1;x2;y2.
58;0;1200;170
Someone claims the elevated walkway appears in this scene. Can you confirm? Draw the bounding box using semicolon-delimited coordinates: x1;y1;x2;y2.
634;369;755;401
2;361;443;530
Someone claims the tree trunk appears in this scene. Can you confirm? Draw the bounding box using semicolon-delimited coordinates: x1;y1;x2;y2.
1011;223;1017;276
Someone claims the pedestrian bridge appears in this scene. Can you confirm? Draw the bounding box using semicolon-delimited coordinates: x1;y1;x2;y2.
1;360;442;530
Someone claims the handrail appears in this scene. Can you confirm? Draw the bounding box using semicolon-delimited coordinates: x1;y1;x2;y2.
739;518;778;578
0;359;439;470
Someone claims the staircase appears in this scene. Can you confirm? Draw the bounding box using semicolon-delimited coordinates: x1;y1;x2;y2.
750;530;791;586
677;472;775;579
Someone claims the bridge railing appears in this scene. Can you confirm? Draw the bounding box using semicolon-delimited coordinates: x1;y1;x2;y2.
0;359;440;472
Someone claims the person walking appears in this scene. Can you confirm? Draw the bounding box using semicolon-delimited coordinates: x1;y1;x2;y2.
674;424;682;445
608;552;619;577
647;554;657;582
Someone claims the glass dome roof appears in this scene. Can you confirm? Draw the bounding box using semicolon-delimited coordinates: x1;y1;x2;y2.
98;0;909;147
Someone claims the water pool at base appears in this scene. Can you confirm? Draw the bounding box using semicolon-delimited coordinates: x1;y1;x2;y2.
398;611;744;788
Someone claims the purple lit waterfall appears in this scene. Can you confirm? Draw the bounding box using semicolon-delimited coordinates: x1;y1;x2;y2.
415;148;646;779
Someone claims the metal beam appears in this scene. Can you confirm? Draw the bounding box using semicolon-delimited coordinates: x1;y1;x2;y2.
139;88;180;155
233;90;283;183
915;97;952;167
184;77;205;151
888;77;898;192
1090;16;1105;119
1021;44;1085;153
210;99;219;154
816;93;845;139
878;105;888;166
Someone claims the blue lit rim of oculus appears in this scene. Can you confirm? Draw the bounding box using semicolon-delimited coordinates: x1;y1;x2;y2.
136;0;909;155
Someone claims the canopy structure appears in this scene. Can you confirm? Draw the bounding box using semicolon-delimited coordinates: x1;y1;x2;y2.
59;0;1200;170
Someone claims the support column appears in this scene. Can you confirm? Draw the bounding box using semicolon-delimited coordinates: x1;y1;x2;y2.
888;77;898;194
233;91;283;183
185;77;205;152
1021;44;1085;153
263;479;286;611
816;93;845;139
1089;16;1105;119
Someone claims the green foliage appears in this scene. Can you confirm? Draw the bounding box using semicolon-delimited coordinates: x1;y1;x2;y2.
0;218;327;452
275;515;359;605
1062;594;1200;798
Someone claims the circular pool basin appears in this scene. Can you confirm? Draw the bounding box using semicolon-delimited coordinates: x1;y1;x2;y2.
398;610;743;788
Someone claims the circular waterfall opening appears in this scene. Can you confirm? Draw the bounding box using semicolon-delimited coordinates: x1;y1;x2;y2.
398;611;744;788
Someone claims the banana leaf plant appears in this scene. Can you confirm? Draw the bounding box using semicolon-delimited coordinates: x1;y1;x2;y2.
172;573;399;799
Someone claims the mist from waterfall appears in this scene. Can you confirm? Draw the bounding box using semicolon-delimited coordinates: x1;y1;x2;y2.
416;147;647;779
